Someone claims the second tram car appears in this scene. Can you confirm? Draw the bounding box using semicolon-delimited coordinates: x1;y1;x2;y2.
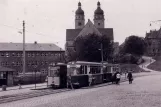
67;61;120;88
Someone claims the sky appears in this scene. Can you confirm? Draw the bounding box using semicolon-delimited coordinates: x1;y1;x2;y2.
0;0;161;49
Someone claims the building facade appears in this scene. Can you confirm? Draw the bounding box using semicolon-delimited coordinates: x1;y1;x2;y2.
66;1;114;58
0;42;65;75
145;28;161;56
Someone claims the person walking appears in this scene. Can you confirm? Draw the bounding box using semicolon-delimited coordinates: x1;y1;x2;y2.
127;71;133;84
116;72;121;85
18;79;22;89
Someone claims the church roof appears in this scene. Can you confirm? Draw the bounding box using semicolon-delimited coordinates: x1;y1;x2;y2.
66;21;113;41
77;19;102;38
66;29;82;41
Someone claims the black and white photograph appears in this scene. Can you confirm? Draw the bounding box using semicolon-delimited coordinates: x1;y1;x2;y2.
0;0;161;107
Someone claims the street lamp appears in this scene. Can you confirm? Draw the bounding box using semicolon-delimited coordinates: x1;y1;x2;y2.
98;43;103;73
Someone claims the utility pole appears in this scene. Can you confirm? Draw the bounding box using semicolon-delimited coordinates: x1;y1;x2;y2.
101;43;104;73
23;20;26;76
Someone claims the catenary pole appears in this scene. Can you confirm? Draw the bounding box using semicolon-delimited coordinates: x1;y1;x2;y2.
23;20;26;76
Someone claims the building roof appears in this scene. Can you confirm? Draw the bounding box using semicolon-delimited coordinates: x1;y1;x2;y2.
66;29;82;41
76;19;102;38
0;66;15;72
0;42;64;51
98;28;114;40
146;28;161;39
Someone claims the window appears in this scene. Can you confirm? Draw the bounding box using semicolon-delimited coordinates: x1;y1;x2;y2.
1;53;4;57
17;53;21;57
28;53;31;57
36;53;39;56
32;53;35;57
41;53;44;56
12;53;15;57
1;62;5;66
6;53;10;57
45;53;48;56
98;23;100;25
41;62;44;65
78;22;82;26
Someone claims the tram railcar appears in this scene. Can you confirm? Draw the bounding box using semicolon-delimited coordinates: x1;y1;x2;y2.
67;61;120;88
47;63;67;88
47;61;120;89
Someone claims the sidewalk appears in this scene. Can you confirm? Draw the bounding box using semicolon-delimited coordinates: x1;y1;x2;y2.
0;83;47;97
139;56;160;72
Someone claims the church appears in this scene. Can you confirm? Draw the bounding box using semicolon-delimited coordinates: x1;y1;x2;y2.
66;1;114;59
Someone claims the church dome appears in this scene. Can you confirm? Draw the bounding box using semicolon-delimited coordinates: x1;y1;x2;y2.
94;1;104;15
75;2;84;15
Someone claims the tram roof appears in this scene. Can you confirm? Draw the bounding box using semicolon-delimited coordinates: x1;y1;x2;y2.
68;61;101;65
68;61;120;66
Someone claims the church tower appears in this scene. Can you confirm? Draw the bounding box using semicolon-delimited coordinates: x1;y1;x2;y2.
75;2;85;29
94;1;105;28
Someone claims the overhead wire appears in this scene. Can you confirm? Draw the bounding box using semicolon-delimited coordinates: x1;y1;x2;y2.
0;23;65;44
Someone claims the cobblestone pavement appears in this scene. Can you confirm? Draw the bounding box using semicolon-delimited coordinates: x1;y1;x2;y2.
1;73;161;107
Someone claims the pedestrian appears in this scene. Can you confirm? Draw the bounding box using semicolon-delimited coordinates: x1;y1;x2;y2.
116;72;121;85
125;70;127;79
127;71;133;84
18;79;22;89
112;72;117;84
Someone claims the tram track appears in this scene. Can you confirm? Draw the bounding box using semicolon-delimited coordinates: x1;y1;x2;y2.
0;88;71;104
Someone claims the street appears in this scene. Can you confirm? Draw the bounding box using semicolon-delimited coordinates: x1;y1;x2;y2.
1;72;161;107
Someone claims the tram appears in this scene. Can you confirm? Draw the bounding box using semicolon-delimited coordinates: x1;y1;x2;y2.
47;63;67;88
47;61;120;89
67;61;120;88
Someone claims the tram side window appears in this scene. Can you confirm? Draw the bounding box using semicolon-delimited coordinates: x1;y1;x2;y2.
80;66;87;74
90;66;101;74
113;67;119;72
0;72;6;79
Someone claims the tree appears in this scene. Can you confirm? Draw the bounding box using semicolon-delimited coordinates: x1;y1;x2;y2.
122;35;145;56
74;33;113;62
119;35;145;64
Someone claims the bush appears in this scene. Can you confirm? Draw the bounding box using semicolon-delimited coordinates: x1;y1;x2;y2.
13;72;47;85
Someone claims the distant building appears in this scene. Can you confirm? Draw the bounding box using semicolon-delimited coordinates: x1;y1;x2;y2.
66;1;114;58
0;42;65;75
145;28;161;56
